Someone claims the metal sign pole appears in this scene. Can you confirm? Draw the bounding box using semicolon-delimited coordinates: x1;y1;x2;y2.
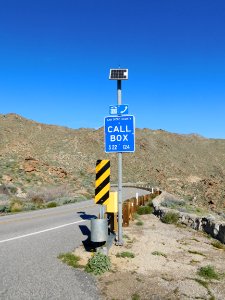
117;80;123;245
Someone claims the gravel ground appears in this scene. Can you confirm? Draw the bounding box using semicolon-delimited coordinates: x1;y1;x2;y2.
91;214;225;300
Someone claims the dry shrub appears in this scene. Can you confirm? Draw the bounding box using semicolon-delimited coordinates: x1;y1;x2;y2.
31;196;44;205
27;185;70;203
10;199;23;212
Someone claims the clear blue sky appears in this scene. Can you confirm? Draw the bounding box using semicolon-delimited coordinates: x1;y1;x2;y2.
0;0;225;138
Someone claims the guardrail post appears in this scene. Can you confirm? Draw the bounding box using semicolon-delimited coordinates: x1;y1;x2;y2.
138;195;141;206
130;200;134;220
132;197;136;215
122;202;129;227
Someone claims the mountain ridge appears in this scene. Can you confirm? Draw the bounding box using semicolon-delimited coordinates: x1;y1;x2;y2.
0;113;225;212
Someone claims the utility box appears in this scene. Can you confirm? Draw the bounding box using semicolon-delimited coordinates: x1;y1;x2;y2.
104;191;118;213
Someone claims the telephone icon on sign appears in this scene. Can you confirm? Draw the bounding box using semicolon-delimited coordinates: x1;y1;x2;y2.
119;105;128;114
117;104;129;115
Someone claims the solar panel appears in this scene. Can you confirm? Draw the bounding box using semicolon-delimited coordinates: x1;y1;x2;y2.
109;69;128;80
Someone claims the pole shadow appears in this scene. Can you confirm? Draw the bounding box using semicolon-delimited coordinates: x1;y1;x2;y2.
77;211;97;220
79;225;105;252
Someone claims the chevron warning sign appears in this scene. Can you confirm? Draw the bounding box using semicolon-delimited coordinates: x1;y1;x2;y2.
95;160;110;204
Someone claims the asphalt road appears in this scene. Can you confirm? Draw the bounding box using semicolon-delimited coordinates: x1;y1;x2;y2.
0;188;149;300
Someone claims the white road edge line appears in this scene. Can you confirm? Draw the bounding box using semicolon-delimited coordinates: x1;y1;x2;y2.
0;219;87;244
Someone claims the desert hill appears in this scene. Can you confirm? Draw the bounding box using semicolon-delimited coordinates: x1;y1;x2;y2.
0;113;225;212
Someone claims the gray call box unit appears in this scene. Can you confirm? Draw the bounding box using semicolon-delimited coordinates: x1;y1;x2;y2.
109;69;128;80
91;218;108;242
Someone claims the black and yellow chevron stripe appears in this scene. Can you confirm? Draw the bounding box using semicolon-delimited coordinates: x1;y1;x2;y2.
95;160;110;204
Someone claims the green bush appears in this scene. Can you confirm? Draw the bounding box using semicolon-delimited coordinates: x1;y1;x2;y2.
0;204;10;213
161;212;179;224
23;203;36;211
85;252;111;275
46;202;57;208
137;205;153;215
58;253;81;268
132;293;140;300
116;251;135;258
147;200;154;207
197;265;220;280
136;220;144;226
7;185;17;195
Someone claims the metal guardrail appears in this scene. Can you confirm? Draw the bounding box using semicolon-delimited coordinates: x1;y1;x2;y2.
111;183;161;193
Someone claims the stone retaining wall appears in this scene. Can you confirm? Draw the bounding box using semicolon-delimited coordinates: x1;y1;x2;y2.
152;191;225;244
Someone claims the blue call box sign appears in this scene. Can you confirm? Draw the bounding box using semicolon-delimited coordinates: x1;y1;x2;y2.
104;115;135;153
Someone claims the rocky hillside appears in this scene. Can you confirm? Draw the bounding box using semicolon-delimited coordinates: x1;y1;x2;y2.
0;113;225;212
